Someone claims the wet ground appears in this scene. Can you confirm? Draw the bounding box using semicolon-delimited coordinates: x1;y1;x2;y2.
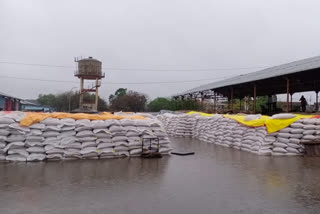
1;137;320;214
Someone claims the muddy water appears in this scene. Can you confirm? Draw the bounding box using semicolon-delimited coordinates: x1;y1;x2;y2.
1;138;320;214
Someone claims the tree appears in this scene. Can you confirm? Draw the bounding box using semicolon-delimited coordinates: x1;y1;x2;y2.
109;89;147;112
109;88;127;103
148;97;172;111
147;97;199;111
37;91;108;112
115;88;127;97
38;94;57;107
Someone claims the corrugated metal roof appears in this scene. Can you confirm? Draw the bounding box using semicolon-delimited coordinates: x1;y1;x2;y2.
176;55;320;96
0;91;21;100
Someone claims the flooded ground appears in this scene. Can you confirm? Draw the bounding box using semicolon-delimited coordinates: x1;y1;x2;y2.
1;137;320;214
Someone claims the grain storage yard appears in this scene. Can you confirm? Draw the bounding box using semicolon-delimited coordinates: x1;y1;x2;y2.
1;111;320;213
0;137;320;214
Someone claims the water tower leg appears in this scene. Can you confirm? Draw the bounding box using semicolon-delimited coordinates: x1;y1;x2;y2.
95;78;99;111
80;77;84;108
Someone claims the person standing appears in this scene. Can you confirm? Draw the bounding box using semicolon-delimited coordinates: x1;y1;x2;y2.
272;94;277;112
299;95;307;112
267;95;272;114
244;96;249;112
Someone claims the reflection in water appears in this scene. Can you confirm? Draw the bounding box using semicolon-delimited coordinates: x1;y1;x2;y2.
0;137;320;214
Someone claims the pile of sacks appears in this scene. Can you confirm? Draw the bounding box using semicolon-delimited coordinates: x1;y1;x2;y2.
158;113;320;156
0;112;171;162
269;118;320;155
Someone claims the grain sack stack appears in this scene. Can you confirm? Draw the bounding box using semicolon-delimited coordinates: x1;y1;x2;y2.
109;120;129;158
125;119;142;157
270;114;303;156
206;117;216;144
193;116;205;140
1;112;28;162
158;112;320;156
199;117;211;143
230;123;244;150
0;112;172;162
26;122;46;161
173;115;194;137
191;115;201;138
166;115;179;136
150;120;171;154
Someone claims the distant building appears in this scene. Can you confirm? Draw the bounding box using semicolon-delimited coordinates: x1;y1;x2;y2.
0;91;21;111
20;100;55;112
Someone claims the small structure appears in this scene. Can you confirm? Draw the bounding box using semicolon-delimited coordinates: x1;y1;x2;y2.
141;137;162;158
0;91;21;111
74;57;105;113
20;100;54;112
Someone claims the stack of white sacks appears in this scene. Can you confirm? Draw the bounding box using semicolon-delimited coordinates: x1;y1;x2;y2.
270;118;320;155
171;114;195;138
0;112;171;162
158;113;320;156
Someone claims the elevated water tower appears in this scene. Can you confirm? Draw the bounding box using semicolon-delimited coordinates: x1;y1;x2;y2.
74;57;105;112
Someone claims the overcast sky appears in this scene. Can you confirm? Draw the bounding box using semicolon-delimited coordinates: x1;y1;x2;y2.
1;0;320;102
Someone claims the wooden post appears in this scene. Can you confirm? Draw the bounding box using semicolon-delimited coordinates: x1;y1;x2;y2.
286;79;290;113
253;84;256;113
239;98;242;111
230;87;234;111
95;78;99;111
214;91;217;113
290;93;293;112
316;91;319;112
79;77;84;108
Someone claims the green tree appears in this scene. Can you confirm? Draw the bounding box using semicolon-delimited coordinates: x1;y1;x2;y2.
109;88;127;103
109;89;147;112
147;97;199;111
115;88;127;97
37;94;57;107
37;91;108;112
148;97;172;111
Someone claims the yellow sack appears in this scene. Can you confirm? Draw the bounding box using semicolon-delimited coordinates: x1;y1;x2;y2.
265;114;314;133
223;114;269;127
20;112;145;126
187;111;213;117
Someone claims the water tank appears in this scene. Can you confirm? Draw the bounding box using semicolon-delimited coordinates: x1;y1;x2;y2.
76;57;103;79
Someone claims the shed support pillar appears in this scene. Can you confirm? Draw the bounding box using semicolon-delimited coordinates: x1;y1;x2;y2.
79;77;84;108
286;79;290;113
290;93;293;112
316;91;319;112
95;78;99;111
253;84;256;113
230;87;234;111
214;91;217;113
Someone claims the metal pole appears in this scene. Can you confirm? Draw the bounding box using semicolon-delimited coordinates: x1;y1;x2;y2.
200;92;203;110
214;91;217;113
253;84;256;113
290;93;293;112
230;87;234;111
69;87;77;112
316;91;319;112
79;77;84;108
95;78;99;111
286;79;290;113
69;95;71;112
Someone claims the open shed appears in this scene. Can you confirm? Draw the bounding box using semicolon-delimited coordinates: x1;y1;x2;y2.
175;55;320;113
